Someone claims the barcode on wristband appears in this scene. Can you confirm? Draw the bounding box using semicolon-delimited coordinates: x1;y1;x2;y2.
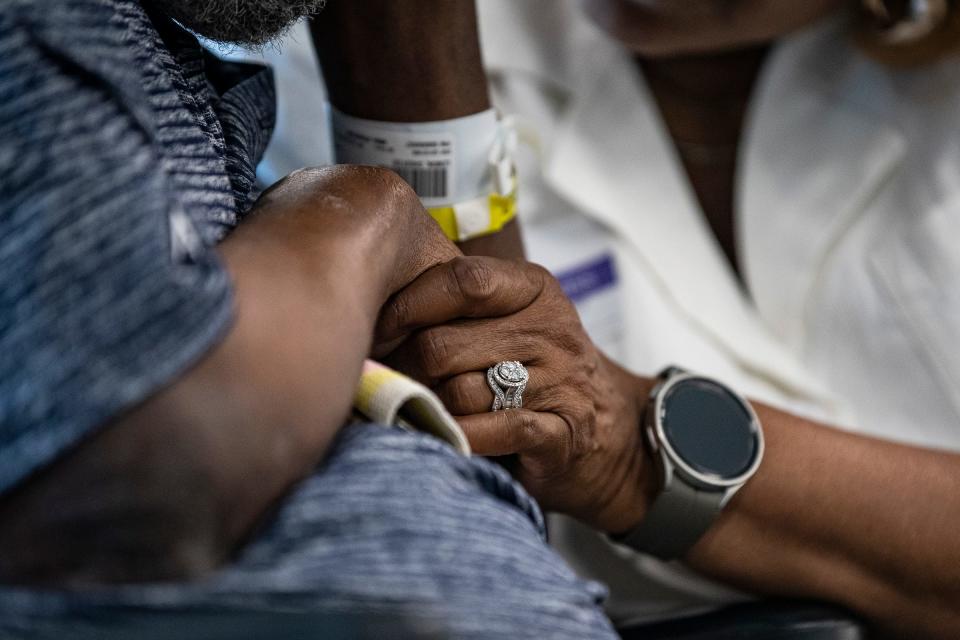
393;165;450;200
330;114;457;206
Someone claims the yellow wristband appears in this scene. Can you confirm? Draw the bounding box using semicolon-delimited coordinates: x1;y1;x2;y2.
427;187;517;243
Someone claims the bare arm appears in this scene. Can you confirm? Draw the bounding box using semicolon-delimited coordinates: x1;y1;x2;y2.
379;256;960;639
685;402;960;639
0;166;458;586
310;0;524;259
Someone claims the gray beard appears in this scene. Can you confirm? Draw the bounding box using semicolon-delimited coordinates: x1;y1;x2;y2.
152;0;327;46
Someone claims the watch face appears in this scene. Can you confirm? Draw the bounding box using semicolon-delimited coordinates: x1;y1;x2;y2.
661;378;759;480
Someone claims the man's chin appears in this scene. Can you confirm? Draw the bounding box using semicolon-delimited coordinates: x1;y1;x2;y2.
153;0;327;47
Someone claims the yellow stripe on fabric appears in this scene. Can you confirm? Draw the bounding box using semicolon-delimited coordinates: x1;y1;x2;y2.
353;360;472;455
354;366;404;415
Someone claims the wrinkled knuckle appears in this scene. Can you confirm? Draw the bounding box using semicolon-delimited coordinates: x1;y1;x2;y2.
386;294;412;332
559;427;578;468
526;261;552;283
553;330;587;357
384;168;420;202
516;412;545;450
572;368;593;391
580;405;598;437
352;165;419;203
334;163;376;182
584;354;599;376
520;262;551;295
563;402;596;450
364;164;402;185
451;256;498;303
445;378;474;412
416;329;450;378
542;415;576;469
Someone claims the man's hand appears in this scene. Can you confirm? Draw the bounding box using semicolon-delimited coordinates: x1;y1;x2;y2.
377;256;655;533
0;166;459;586
253;166;460;296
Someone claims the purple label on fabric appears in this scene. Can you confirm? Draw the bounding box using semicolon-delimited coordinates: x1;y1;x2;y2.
555;254;617;303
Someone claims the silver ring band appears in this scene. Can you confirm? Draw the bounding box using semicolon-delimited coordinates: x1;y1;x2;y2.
487;361;529;411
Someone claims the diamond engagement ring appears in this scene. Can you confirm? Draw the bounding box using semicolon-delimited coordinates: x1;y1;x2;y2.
487;361;529;411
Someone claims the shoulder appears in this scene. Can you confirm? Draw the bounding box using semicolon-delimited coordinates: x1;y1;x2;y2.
0;0;146;65
0;0;137;72
1;0;121;33
0;0;161;143
0;0;163;202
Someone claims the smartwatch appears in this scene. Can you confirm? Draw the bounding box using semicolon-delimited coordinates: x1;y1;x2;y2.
615;366;764;560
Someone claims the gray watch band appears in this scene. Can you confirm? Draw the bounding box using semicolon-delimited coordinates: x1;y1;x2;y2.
616;477;723;560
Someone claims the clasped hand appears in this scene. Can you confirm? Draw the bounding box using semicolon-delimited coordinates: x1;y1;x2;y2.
376;255;653;534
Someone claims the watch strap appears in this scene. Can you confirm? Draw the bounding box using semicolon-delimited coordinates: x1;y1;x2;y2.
615;476;723;560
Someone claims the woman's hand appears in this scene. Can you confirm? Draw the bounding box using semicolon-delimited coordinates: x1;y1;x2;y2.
377;256;655;533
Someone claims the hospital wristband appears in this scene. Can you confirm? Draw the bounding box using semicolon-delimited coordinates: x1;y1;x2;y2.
330;107;501;208
330;106;521;242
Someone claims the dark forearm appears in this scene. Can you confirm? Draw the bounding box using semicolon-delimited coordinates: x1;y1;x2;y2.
456;220;524;258
0;167;444;586
600;369;960;637
311;1;525;259
193;186;396;542
682;402;960;638
312;0;489;121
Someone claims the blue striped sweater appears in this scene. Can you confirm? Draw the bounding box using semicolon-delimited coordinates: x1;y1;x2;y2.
0;0;275;494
